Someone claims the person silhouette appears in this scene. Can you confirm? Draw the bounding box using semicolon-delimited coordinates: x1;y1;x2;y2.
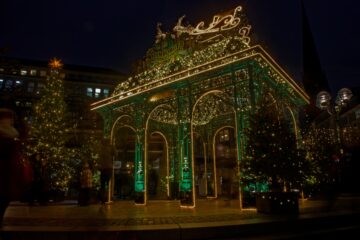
0;108;19;224
79;161;93;206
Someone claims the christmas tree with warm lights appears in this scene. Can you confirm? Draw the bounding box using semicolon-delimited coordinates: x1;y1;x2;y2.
242;98;310;192
28;58;73;192
302;127;341;193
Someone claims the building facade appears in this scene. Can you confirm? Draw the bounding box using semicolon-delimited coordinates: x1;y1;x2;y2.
0;57;125;145
92;6;309;208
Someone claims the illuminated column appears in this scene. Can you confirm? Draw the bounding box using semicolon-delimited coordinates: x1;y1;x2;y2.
100;108;115;203
168;134;177;199
134;110;145;204
205;126;215;198
177;94;194;207
179;122;193;203
235;110;245;210
233;67;252;210
203;142;208;196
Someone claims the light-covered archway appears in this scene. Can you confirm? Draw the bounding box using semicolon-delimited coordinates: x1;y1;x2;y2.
147;131;170;200
213;126;238;200
145;104;175;204
190;90;239;207
112;125;136;200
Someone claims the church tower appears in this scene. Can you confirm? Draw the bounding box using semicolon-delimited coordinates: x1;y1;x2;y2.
302;0;330;105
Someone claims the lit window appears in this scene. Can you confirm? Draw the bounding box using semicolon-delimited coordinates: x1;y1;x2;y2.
36;83;44;94
15;80;22;85
356;110;360;119
5;80;13;90
40;71;46;77
0;79;3;88
103;88;109;98
95;88;101;98
27;82;34;92
87;87;93;97
219;129;229;142
30;69;37;75
0;68;4;72
20;70;27;75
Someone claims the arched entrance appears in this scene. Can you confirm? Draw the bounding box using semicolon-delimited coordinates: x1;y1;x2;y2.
191;90;238;207
113;126;136;200
147;132;169;200
213;127;238;200
144;103;175;204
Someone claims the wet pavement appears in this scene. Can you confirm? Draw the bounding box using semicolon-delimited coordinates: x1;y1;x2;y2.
1;197;360;239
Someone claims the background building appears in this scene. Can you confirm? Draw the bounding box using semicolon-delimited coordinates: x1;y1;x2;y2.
0;56;126;147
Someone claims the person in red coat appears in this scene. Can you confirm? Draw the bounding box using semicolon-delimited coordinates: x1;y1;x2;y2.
0;108;19;224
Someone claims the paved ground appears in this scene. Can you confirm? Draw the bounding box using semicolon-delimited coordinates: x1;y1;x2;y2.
1;197;360;239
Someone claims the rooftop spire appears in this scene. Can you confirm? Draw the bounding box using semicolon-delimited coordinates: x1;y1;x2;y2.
302;0;330;104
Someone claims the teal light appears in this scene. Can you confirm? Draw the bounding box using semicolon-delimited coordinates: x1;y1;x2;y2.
134;142;144;192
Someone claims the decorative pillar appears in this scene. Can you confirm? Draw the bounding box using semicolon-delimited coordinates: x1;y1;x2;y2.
177;93;194;207
233;67;252;210
203;142;208;196
169;129;178;199
206;125;215;197
134;109;145;204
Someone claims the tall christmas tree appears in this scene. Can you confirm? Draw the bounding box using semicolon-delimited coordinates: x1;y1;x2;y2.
242;98;310;192
29;58;73;191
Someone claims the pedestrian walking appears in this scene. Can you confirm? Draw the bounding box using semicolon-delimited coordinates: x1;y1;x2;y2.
79;161;93;206
98;138;114;203
0;108;19;224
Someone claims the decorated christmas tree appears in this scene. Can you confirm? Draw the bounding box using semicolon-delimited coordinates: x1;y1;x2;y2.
28;58;74;191
242;98;310;192
302;127;340;193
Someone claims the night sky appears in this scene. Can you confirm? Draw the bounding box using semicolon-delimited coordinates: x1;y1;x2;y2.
1;0;359;94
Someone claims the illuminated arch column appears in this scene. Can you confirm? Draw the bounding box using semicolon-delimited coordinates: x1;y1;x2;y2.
234;111;246;210
134;110;145;204
177;94;194;207
205;131;215;198
202;140;209;197
233;66;254;210
167;131;178;199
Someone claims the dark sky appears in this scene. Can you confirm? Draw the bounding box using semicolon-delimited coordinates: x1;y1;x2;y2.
1;0;359;93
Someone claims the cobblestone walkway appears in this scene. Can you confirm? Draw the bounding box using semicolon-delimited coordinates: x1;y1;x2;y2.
2;200;262;230
3;212;259;227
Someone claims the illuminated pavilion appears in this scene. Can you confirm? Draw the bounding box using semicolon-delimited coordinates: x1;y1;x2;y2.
91;6;309;208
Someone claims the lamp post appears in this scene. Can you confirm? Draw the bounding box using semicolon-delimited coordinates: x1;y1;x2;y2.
316;88;353;155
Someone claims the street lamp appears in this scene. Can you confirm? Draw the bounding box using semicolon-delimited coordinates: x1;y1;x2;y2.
316;88;353;154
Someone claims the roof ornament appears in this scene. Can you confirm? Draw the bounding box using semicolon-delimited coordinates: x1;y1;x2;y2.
173;6;244;36
155;22;167;43
173;15;194;37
